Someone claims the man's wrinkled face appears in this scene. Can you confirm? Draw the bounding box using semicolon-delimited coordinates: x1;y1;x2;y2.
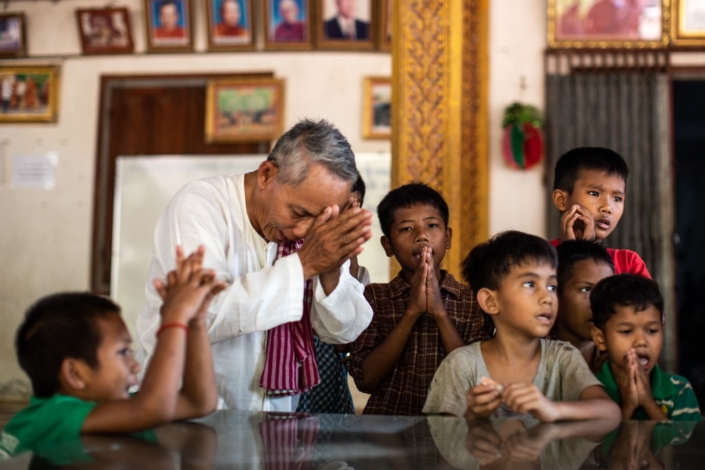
259;162;352;243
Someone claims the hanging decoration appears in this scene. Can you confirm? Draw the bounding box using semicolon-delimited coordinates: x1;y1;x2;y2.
501;102;543;170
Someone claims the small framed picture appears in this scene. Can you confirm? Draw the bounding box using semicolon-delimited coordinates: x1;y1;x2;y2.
0;13;27;58
205;78;285;143
317;0;375;50
548;0;667;48
378;0;391;51
0;66;60;123
264;0;312;50
206;0;255;51
143;0;194;52
75;8;134;55
672;0;705;46
362;77;391;139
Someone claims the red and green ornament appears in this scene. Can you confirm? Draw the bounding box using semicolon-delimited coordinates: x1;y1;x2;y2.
502;102;544;170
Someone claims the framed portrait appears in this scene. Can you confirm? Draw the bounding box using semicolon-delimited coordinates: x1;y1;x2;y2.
378;0;391;51
362;77;391;139
0;66;59;123
547;0;668;48
143;0;194;52
206;0;255;51
672;0;705;46
75;8;134;55
0;13;27;58
264;0;313;50
317;0;375;50
205;78;285;143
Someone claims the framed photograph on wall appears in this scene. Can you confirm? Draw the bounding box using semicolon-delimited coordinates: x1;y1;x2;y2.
547;0;668;48
264;0;312;50
317;0;375;50
205;78;285;143
143;0;194;52
206;0;255;51
75;8;134;55
0;13;27;58
0;66;59;123
672;0;705;46
362;77;391;139
378;0;391;51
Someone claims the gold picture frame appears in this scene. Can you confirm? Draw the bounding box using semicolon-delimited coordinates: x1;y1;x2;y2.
378;0;391;51
671;0;705;46
362;76;391;139
547;0;670;49
0;66;60;123
0;12;28;58
205;78;285;143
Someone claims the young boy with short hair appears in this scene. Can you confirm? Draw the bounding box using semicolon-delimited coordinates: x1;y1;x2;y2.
555;240;615;369
590;274;701;421
551;147;650;278
347;183;492;415
423;231;619;422
0;247;223;458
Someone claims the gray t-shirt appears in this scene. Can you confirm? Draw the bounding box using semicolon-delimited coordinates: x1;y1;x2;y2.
422;339;602;417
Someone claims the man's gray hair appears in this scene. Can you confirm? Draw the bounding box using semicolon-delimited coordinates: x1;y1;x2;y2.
267;119;358;186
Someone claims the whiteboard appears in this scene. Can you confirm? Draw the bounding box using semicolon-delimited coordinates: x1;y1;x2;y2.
112;153;391;339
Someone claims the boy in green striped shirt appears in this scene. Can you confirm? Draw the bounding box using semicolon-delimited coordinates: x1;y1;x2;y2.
590;274;701;421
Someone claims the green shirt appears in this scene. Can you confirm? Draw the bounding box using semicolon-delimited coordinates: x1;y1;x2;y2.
595;361;702;421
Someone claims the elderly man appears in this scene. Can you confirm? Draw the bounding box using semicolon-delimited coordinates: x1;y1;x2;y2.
324;0;369;40
136;119;373;412
273;0;305;42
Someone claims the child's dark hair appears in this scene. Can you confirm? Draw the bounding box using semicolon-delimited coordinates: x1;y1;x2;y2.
590;275;664;330
462;231;558;296
351;172;366;207
16;293;121;398
557;240;615;295
553;147;629;194
377;182;449;238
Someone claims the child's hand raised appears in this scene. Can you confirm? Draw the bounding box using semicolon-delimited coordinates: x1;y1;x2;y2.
612;351;639;419
559;205;596;242
154;246;226;326
501;383;561;422
406;247;429;318
425;249;447;319
464;380;502;419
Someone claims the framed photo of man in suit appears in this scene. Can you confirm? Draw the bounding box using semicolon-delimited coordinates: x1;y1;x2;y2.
317;0;375;50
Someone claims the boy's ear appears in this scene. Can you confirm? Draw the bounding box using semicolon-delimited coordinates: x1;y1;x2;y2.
60;358;88;391
591;325;608;352
552;189;570;212
381;236;393;257
476;288;500;316
445;227;452;250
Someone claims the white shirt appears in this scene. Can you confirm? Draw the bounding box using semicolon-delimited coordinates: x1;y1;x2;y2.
135;173;373;412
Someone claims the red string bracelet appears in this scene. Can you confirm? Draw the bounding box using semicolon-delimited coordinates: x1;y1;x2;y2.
156;323;189;338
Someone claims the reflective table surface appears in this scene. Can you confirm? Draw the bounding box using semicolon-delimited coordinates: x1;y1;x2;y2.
1;411;703;469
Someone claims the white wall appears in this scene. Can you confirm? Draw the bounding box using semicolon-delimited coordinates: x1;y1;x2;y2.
0;0;548;400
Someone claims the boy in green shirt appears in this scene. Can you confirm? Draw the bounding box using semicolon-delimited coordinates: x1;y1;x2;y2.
0;246;224;458
591;274;702;421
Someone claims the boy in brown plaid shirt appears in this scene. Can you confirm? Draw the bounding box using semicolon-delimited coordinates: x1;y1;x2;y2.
347;183;492;415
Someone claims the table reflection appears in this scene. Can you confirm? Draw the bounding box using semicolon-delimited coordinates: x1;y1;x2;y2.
0;412;701;469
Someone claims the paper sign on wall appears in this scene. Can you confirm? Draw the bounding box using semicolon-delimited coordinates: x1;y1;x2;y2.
12;153;58;189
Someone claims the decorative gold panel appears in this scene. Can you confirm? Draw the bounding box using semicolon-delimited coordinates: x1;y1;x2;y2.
392;0;489;279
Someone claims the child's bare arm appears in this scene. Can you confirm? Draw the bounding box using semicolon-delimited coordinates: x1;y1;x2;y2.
502;383;619;422
81;247;222;433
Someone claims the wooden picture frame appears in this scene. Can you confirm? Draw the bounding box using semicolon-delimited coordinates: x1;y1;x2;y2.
547;0;669;49
0;66;60;123
378;0;391;51
205;78;285;143
143;0;194;52
316;0;375;50
205;0;256;51
75;8;134;55
362;76;391;139
0;12;27;58
263;0;313;50
671;0;705;46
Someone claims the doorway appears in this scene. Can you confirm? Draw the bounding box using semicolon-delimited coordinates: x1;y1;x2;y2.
672;78;705;406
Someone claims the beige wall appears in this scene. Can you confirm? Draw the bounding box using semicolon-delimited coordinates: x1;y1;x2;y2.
0;0;548;400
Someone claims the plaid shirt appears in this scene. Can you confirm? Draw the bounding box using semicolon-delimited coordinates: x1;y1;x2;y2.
347;271;493;416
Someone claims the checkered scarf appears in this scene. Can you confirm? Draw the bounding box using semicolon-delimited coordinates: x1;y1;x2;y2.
259;240;320;396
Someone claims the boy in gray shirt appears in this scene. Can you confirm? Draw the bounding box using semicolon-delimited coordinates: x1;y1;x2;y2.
423;231;619;422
